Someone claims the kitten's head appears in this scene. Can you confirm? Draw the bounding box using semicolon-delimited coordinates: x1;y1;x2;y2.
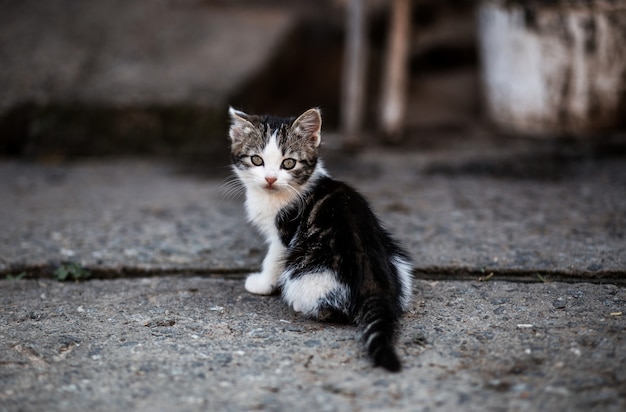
228;107;323;193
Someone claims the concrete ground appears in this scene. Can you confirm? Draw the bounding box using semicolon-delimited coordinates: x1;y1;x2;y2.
1;136;624;279
1;136;625;412
1;1;625;410
1;277;624;412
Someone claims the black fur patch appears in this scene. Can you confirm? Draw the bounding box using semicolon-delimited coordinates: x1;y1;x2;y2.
276;176;410;371
277;177;408;312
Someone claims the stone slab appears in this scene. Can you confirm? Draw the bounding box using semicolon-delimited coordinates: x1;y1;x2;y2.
0;276;624;411
0;137;624;279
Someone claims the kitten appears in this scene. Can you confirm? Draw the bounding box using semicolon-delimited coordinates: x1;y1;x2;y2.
228;107;413;372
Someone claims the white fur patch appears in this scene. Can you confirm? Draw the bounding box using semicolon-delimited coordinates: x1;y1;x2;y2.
245;272;276;295
280;270;347;317
392;255;413;310
245;237;286;295
262;132;282;177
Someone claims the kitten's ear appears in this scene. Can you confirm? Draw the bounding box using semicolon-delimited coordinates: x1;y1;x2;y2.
228;107;254;142
292;108;322;148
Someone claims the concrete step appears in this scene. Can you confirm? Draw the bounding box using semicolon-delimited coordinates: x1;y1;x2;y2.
0;0;296;157
1;137;624;281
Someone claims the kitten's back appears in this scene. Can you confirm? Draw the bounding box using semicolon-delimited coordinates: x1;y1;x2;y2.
277;175;412;371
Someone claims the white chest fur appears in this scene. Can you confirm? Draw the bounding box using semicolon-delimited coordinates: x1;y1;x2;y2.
245;187;294;240
243;163;328;240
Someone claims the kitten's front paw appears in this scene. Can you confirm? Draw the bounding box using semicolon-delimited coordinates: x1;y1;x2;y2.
245;273;277;295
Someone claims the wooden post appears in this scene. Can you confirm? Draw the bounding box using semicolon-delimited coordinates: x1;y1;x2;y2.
341;0;368;148
379;0;412;141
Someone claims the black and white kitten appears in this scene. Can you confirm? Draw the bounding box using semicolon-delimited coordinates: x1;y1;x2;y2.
228;107;413;372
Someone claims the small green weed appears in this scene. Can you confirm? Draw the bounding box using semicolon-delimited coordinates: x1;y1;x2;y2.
5;272;27;281
478;272;494;282
54;263;91;282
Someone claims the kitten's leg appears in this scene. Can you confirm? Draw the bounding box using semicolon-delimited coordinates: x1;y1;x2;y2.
245;238;284;295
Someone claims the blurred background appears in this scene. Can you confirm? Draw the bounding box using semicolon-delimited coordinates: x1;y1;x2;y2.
1;0;625;161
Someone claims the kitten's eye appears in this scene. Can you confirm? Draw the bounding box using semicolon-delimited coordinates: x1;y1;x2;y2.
250;155;264;166
281;158;297;170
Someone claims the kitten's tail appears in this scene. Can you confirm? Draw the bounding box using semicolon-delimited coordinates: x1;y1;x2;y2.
357;296;401;372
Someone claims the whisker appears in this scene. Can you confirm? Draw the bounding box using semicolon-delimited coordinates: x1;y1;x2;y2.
285;183;307;220
220;176;245;200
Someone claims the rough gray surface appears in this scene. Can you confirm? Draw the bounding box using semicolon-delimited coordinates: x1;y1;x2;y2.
1;1;624;409
0;159;260;274
1;276;624;412
0;139;625;411
1;138;625;278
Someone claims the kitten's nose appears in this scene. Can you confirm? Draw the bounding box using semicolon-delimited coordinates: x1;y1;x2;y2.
265;176;277;186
